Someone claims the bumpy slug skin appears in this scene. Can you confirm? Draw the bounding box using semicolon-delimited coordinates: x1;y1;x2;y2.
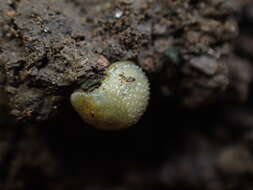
71;61;150;130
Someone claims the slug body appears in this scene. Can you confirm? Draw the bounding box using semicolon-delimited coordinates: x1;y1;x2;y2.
71;61;150;130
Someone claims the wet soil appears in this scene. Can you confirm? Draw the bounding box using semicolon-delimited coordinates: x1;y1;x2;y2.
1;0;253;190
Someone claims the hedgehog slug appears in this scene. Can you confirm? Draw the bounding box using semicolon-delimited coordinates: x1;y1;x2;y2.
70;61;150;130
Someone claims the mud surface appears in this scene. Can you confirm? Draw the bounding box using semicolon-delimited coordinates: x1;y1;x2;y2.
1;0;253;190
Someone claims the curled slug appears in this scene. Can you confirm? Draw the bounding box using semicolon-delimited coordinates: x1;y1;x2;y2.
70;61;150;130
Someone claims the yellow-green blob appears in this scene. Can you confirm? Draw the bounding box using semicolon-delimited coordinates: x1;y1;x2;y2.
71;61;150;130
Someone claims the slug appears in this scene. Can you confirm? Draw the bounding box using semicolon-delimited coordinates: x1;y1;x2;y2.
70;61;150;130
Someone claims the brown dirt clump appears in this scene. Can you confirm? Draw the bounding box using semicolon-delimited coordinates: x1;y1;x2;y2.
1;0;238;121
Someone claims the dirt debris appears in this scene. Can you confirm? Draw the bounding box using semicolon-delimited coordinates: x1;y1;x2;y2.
0;0;239;121
1;1;253;190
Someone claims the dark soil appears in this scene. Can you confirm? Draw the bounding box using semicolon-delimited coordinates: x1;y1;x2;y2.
1;0;253;190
